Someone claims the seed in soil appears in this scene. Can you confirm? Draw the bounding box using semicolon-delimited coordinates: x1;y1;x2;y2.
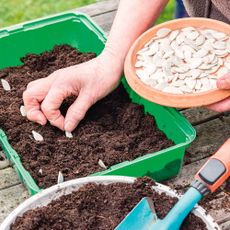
32;131;44;142
10;178;207;230
1;79;11;91
19;105;26;117
57;171;64;184
98;159;107;169
38;169;43;175
136;27;230;94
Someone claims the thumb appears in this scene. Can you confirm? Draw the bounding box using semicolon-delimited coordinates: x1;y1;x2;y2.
217;73;230;89
23;80;52;125
64;90;95;132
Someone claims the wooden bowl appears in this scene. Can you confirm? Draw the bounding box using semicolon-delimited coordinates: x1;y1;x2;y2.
124;18;230;108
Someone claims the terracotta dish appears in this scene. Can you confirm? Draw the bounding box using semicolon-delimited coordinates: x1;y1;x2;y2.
124;18;230;108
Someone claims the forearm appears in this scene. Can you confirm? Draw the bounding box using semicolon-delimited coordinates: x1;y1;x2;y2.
102;0;168;69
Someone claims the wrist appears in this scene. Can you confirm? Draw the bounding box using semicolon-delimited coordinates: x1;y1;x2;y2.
99;46;124;77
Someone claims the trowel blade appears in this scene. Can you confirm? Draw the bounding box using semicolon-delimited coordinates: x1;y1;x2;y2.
115;197;158;230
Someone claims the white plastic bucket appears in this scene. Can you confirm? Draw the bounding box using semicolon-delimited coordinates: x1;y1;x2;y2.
0;176;220;230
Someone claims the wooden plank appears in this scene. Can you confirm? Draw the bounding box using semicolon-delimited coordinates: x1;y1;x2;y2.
209;196;230;225
0;150;10;170
167;158;207;188
0;184;29;224
0;167;20;190
181;108;228;125
185;115;230;164
210;197;230;225
91;10;117;34
77;0;119;17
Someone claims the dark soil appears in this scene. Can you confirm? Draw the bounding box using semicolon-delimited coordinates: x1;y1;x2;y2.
0;45;173;189
10;177;207;230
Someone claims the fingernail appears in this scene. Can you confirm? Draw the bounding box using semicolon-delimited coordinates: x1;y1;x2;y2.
37;115;46;125
64;121;72;132
37;120;45;126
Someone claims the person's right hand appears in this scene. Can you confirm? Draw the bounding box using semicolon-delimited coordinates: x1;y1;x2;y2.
23;50;123;132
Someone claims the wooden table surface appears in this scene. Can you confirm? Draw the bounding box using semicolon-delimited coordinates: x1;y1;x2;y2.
0;0;229;229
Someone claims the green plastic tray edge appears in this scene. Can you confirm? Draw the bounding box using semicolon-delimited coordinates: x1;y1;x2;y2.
0;129;41;195
0;11;107;43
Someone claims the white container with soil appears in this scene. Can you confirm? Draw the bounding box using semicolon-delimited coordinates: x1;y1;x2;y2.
0;176;220;230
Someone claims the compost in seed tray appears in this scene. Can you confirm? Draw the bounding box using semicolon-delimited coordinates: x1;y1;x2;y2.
0;45;173;189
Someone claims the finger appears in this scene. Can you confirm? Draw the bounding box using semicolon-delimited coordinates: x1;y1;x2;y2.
27;71;58;90
41;86;68;130
27;79;44;89
217;73;230;89
64;90;95;132
23;83;49;125
206;97;230;112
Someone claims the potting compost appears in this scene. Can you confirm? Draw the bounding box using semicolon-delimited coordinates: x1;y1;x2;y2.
10;177;207;230
0;45;173;188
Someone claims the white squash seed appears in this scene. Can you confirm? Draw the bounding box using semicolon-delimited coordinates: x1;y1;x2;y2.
20;105;26;117
98;159;107;169
1;79;11;91
65;131;73;138
156;28;171;38
57;171;64;184
135;26;230;94
32;130;44;142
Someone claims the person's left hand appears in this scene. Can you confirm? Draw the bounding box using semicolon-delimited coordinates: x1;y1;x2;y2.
207;73;230;112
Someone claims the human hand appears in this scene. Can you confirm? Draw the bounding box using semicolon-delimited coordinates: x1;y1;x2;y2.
206;73;230;112
23;0;170;132
23;51;123;132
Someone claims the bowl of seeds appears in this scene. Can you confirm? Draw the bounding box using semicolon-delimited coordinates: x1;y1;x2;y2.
124;18;230;108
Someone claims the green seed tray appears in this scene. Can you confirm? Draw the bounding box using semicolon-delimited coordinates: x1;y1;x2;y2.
0;12;196;195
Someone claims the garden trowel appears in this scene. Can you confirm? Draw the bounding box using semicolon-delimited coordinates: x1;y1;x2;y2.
116;138;230;230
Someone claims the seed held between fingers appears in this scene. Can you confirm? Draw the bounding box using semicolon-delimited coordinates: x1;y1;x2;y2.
65;131;73;138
